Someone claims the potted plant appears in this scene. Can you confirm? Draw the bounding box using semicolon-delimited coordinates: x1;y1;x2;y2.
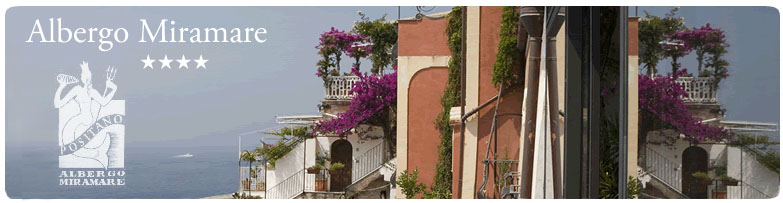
329;162;345;175
257;182;266;191
692;171;711;185
722;176;739;186
307;164;324;174
242;178;251;190
314;174;328;192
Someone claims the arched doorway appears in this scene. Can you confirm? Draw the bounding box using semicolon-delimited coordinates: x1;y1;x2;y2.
682;146;709;198
330;139;353;191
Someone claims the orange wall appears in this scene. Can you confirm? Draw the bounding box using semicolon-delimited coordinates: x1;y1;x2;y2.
398;17;451;56
407;67;449;188
398;11;453;193
473;6;524;198
629;17;639;56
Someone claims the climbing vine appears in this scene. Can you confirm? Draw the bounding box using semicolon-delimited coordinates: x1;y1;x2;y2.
353;11;398;74
492;6;522;87
428;6;463;199
257;126;311;168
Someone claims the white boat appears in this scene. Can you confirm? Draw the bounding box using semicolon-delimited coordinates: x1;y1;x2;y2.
174;153;193;158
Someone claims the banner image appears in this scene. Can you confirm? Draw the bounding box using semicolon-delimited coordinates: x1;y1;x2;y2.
2;4;780;200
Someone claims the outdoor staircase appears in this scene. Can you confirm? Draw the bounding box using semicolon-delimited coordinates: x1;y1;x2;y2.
640;147;689;199
267;141;391;199
640;170;689;199
344;157;396;198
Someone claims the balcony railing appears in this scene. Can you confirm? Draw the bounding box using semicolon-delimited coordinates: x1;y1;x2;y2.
325;76;360;100
675;77;718;104
266;169;305;199
728;181;773;199
646;147;682;193
352;142;386;183
239;166;265;191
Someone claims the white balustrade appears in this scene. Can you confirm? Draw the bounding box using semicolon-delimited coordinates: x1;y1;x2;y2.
675;77;718;103
325;76;360;100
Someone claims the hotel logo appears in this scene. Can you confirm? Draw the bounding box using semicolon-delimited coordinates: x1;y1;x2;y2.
55;61;125;185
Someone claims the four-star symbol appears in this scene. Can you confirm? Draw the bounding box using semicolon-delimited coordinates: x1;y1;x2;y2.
142;55;155;69
195;55;208;69
177;55;191;69
141;54;209;70
159;55;173;69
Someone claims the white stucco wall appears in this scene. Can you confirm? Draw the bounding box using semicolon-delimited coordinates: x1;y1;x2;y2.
646;131;779;199
264;126;385;190
727;146;780;198
313;125;385;162
264;139;309;188
646;130;727;168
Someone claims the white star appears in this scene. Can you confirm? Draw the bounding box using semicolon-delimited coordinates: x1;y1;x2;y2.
159;55;173;69
195;55;208;69
177;55;191;69
142;54;155;69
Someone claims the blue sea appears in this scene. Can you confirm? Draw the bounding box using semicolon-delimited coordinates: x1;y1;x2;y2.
5;143;241;199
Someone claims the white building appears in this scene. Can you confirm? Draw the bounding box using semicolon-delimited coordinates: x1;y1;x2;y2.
640;77;779;199
240;76;395;199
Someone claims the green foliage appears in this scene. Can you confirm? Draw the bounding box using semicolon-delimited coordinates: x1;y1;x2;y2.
266;126;310;139
257;126;310;168
427;6;464;199
241;150;258;163
755;151;779;174
353;11;398;74
746;149;780;174
329;162;345;171
733;134;779;148
308;164;324;171
597;107;640;199
316;152;328;166
232;192;262;199
638;7;684;75
691;171;710;181
492;6;522;87
732;134;780;174
398;169;427;199
704;36;729;88
599;173;642;199
626;176;642;198
495;150;513;187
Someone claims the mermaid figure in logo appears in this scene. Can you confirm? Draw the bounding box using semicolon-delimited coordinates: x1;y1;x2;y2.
54;61;117;168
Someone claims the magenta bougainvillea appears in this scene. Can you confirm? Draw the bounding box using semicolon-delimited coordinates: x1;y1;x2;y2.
315;27;373;84
671;23;729;77
345;35;371;68
639;69;728;143
314;67;397;136
662;31;693;74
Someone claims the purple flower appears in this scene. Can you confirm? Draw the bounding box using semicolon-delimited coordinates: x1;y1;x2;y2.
639;69;729;143
314;69;397;135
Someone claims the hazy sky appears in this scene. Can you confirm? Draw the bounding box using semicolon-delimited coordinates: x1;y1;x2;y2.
4;6;453;149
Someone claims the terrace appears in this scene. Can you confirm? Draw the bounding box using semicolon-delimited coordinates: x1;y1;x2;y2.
675;77;719;104
324;75;360;100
